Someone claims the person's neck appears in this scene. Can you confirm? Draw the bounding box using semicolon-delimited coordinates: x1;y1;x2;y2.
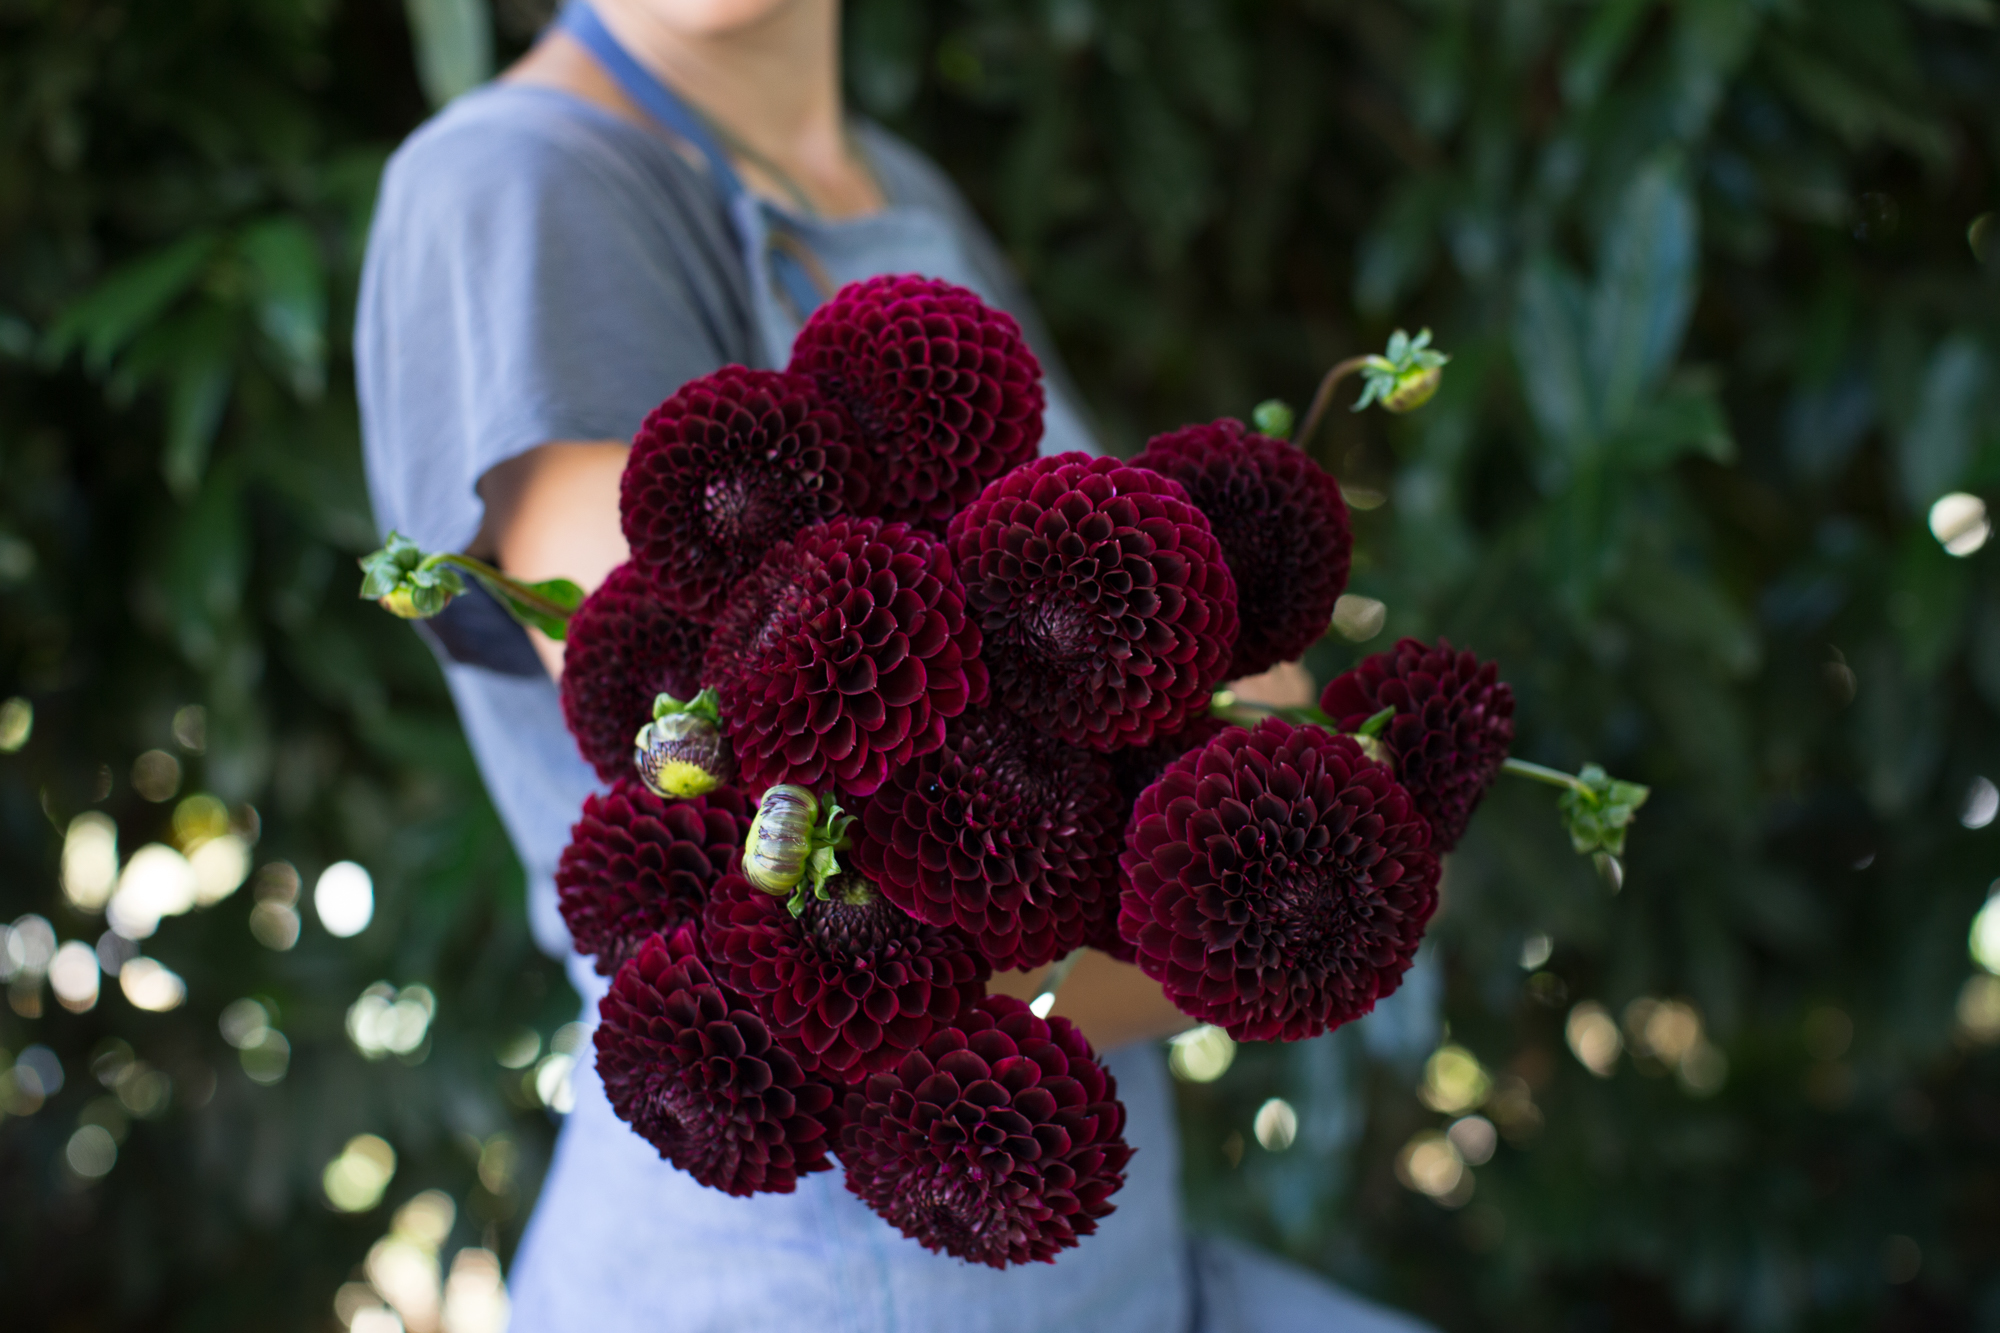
575;0;874;218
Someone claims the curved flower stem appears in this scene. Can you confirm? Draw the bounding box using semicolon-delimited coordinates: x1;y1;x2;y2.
421;552;577;623
1030;949;1084;1018
1293;355;1373;452
1501;756;1598;801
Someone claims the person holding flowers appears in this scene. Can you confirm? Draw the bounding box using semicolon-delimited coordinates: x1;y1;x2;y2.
352;0;1544;1328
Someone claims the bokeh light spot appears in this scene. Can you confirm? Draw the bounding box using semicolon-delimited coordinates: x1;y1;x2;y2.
1252;1097;1297;1152
1166;1025;1236;1083
1566;1001;1622;1077
324;1134;396;1213
316;862;375;938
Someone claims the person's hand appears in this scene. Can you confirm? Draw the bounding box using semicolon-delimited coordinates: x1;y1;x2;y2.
988;950;1195;1052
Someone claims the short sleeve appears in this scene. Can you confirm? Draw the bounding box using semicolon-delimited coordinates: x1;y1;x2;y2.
355;86;757;555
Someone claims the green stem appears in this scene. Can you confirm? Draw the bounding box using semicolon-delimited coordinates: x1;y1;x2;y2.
1029;949;1085;1018
424;553;575;622
1293;354;1374;452
1501;757;1597;802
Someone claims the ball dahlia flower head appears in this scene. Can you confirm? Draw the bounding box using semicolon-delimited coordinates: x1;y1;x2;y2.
790;274;1046;529
1118;716;1441;1042
1320;636;1516;853
855;702;1125;972
947;453;1239;753
702;867;990;1080
595;925;841;1197
555;778;750;976
620;366;872;622
703;516;986;797
1131;418;1352;680
839;993;1131;1269
559;561;710;784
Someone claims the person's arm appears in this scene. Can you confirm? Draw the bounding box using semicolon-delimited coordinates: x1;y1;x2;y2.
476;441;632;681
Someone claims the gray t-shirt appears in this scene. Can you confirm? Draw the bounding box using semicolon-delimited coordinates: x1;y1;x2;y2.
356;83;1090;961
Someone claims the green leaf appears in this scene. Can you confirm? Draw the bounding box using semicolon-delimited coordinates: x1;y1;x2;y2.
1589;158;1698;434
1557;763;1652;856
238;217;327;400
1513;254;1598;471
403;0;495;108
42;231;221;373
1764;37;1953;170
1611;372;1736;469
1896;334;1987;509
161;306;237;499
1561;0;1655;107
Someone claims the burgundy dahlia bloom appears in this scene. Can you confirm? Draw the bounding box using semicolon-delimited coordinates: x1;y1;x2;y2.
556;779;751;975
947;454;1238;751
704;517;986;796
839;995;1131;1269
1319;637;1514;852
620;366;871;621
1118;718;1439;1042
856;704;1124;972
559;562;711;784
596;927;838;1196
1131;419;1352;678
789;274;1044;528
703;871;989;1080
1094;712;1230;963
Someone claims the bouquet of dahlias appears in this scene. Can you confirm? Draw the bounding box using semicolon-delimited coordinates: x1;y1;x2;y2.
361;276;1646;1268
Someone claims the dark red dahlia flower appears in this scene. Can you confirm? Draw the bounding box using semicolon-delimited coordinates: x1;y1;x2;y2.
788;275;1043;528
1131;419;1351;678
556;779;751;975
946;454;1238;751
1319;637;1514;852
856;703;1123;972
1118;718;1439;1042
559;562;711;784
703;871;989;1080
839;994;1131;1269
703;517;986;796
620;366;870;621
1093;712;1230;963
596;926;838;1196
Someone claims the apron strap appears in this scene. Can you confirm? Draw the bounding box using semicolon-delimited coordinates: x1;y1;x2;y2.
557;0;829;323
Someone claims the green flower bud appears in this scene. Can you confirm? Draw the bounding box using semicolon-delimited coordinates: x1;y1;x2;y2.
744;785;820;896
1352;328;1449;416
634;713;733;798
635;689;734;798
1380;364;1442;414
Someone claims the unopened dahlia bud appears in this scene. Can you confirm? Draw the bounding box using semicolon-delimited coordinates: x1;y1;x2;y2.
633;688;733;798
359;531;464;618
1353;328;1449;415
743;785;820;896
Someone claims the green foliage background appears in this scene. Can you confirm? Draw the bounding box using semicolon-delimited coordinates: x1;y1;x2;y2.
4;0;1999;1327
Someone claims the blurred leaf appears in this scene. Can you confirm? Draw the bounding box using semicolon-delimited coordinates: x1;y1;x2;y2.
1589;158;1698;435
1514;253;1598;472
404;0;494;108
239;217;328;400
1896;334;1988;509
1614;373;1736;469
41;230;221;373
1562;0;1655;107
163;306;237;499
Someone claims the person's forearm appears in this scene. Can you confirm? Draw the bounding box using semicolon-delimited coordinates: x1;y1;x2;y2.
477;440;632;680
989;949;1194;1052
